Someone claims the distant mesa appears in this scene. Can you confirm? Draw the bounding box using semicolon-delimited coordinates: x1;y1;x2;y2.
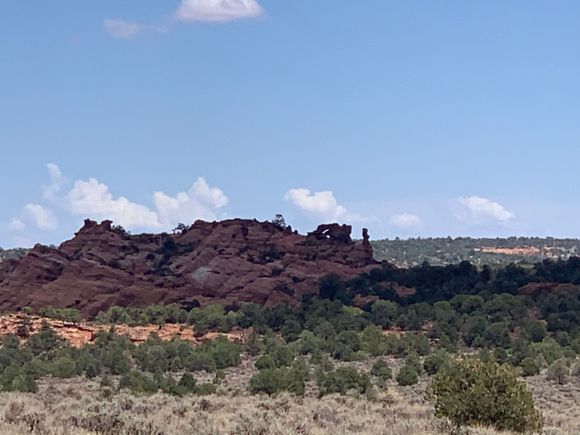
0;218;377;316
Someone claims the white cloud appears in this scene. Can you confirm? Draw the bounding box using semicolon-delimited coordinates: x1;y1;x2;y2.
24;204;58;231
285;188;346;221
42;163;65;200
458;196;514;222
67;178;161;229
390;213;420;229
6;219;25;232
176;0;263;22
65;176;228;231
285;188;365;223
104;19;142;39
4;164;232;240
153;177;229;227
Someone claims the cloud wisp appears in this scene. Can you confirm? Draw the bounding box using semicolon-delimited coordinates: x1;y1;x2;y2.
176;0;264;22
458;196;514;223
6;219;25;232
285;188;366;224
153;178;229;226
104;19;142;39
104;0;264;39
390;213;421;229
24;204;58;231
42;163;65;200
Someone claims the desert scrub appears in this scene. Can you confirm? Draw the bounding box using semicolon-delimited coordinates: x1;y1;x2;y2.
432;357;543;433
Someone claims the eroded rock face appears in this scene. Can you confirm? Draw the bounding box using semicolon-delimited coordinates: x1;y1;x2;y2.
0;219;378;316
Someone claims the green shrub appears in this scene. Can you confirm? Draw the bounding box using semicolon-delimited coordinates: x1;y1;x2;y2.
423;351;448;376
546;359;569;385
272;345;295;368
402;333;431;356
245;332;263;356
370;300;398;328
50;356;78;378
10;374;37;393
85;362;100;379
188;304;231;334
119;371;159;395
179;373;196;390
39;307;82;323
404;352;422;373
101;348;131;376
313;354;334;372
370;359;392;381
255;354;275;370
482;322;512;348
331;331;362;361
204;338;242;370
523;320;547;343
317;366;371;397
249;368;281;395
530;337;563;365
432;357;543;433
360;326;395;357
562;347;576;360
295;330;322;355
186;351;217;372
194;383;217;395
26;322;61;355
396;364;418;386
249;364;307;396
137;345;169;373
281;320;302;342
520;357;541;377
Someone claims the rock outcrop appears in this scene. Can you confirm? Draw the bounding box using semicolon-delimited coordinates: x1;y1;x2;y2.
0;314;250;348
0;219;378;316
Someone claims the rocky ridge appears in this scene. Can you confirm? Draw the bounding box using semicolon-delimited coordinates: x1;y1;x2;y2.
0;219;378;316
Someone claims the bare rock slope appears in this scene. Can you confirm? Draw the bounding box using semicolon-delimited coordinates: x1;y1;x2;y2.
0;219;377;316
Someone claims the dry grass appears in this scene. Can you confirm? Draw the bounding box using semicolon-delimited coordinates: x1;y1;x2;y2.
0;358;577;434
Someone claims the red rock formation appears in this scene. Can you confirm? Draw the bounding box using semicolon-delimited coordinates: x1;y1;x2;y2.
0;314;249;348
0;219;378;316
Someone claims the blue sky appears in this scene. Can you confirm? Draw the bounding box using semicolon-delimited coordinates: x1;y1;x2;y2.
1;1;580;247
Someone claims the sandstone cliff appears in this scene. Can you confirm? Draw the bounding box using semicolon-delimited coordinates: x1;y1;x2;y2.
0;219;377;316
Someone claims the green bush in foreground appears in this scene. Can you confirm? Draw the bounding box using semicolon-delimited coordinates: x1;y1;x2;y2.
432;357;543;433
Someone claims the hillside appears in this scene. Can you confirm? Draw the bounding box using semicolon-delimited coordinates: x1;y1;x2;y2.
371;236;580;267
0;219;376;316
